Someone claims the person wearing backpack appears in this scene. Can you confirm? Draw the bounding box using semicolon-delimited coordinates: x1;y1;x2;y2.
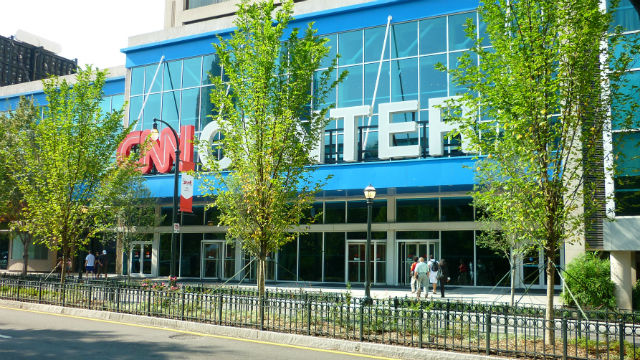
427;255;439;295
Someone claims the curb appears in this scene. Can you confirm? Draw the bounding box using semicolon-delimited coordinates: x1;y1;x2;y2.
0;299;513;360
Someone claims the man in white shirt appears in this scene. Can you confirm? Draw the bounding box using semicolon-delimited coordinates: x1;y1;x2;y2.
85;252;96;278
414;257;429;298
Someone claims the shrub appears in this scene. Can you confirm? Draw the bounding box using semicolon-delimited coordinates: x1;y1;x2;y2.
561;252;616;310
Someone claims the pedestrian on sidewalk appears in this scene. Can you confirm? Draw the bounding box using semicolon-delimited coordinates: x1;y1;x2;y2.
85;251;95;278
99;250;108;279
427;255;438;295
409;256;418;293
438;258;451;297
414;257;429;299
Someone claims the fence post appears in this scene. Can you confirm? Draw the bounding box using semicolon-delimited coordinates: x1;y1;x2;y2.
181;288;186;321
88;285;93;309
418;306;424;349
116;286;120;313
16;280;21;300
307;295;312;336
146;290;151;316
485;307;492;356
359;301;364;342
562;313;567;360
38;281;42;304
619;317;625;360
218;293;223;324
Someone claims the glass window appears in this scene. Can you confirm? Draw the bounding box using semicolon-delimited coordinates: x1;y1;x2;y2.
99;97;111;115
476;235;511;286
324;232;345;282
299;233;322;282
277;239;297;281
182;205;205;226
338;30;363;66
391;21;418;58
164;60;182;91
337;65;363;108
301;202;323;224
449;51;477;95
419;17;446;54
364;61;390;113
324;201;345;223
142;93;161;130
478;19;491;47
130;67;145;96
112;94;124;112
396;231;439;239
391;58;419;102
396;198;439;222
162;91;180;130
612;70;640;130
128;96;143;129
420;54;447;107
180;233;201;277
314;69;337;109
202;54;221;85
614;131;640;177
205;205;220;226
320;35;337;69
448;12;477;51
440;197;474;221
615;176;640;216
181;88;200;128
200;86;214;129
11;236;48;260
145;64;162;94
441;231;475;285
609;0;640;32
182;57;202;88
347;200;387;223
364;26;388;63
347;231;386;240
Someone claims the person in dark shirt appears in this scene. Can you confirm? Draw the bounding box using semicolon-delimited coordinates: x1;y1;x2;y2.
98;250;108;279
439;258;451;297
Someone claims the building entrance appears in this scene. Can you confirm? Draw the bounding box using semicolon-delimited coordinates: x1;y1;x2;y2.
347;241;386;284
397;240;440;285
130;242;152;276
201;241;235;279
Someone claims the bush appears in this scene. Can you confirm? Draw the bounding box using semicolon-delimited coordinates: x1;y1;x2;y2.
633;279;640;311
561;252;616;310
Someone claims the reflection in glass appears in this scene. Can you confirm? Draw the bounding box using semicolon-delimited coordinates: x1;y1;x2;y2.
130;67;145;96
420;54;447;106
448;12;477;51
364;61;390;113
324;233;345;282
162;91;180;130
182;57;202;88
391;58;419;102
164;60;182;91
419;17;447;54
338;65;363;108
338;30;363;65
145;64;162;94
181;88;200;127
364;26;388;63
391;21;418;58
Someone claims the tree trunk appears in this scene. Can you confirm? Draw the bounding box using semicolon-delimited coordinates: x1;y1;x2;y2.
257;253;266;330
60;244;68;285
21;233;31;277
545;249;556;343
510;253;516;307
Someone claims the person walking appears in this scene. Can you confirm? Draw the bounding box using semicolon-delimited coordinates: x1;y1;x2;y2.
414;257;429;299
99;250;108;279
438;258;451;297
427;255;439;295
409;256;418;294
85;251;96;278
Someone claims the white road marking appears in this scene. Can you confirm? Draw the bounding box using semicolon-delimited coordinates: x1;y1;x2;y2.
0;334;12;339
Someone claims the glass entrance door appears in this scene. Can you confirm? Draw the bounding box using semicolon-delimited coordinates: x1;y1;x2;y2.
129;242;153;276
347;242;386;284
397;240;440;285
201;242;222;279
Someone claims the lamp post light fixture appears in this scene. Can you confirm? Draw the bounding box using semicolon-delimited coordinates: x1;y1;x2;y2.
151;118;181;278
363;184;376;305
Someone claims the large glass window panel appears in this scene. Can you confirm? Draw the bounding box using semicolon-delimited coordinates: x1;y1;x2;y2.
375;244;386;283
277;239;297;281
111;94;124;112
320;35;337;69
449;51;477;96
364;26;388;63
130;67;145;96
615;176;640;216
182;205;204;226
391;58;419;102
396;198;439;222
99;97;111;115
182;57;202;88
200;86;214;129
609;0;640;32
298;233;322;282
390;21;418;59
364;61;390;113
142;93;161;130
448;12;477;51
163;60;182;91
324;233;345;282
419;17;446;55
476;238;511;286
441;231;475;285
145;64;162;94
202;54;221;85
337;65;363;108
324;201;345;223
396;231;439;239
314;69;337;109
181;88;200;128
162;91;180;130
128;96;144;129
612;70;640;130
478;19;491;47
360;128;378;161
338;30;363;66
614;131;640;178
440;197;474;221
420;54;447;107
180;233;202;277
347;200;387;223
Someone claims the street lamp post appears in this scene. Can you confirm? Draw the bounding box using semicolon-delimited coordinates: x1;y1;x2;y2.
363;184;376;305
151;118;180;278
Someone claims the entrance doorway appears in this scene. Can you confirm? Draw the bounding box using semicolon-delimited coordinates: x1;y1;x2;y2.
347;242;386;284
397;240;440;285
130;242;153;276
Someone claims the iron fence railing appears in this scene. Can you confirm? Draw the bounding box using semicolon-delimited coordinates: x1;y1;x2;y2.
0;278;638;359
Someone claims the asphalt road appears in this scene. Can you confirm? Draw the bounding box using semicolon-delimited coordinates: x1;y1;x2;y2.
0;306;396;360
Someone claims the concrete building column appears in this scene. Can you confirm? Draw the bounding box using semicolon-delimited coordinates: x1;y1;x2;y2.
386;197;396;285
610;251;633;310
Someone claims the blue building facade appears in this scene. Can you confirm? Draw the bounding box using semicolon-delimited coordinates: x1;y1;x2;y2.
1;0;639;301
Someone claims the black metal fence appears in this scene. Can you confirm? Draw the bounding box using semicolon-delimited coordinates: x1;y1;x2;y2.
0;277;638;359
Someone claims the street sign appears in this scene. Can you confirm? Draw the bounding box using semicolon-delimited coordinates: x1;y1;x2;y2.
173;223;180;233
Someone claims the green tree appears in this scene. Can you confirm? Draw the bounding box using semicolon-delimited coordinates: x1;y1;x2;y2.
561;252;616;310
0;98;39;275
444;0;638;340
9;66;140;283
198;0;343;321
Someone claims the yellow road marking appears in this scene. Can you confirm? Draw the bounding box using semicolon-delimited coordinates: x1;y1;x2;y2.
0;305;398;360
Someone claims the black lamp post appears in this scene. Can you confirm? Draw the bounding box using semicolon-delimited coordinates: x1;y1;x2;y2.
151;118;180;278
363;184;376;305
